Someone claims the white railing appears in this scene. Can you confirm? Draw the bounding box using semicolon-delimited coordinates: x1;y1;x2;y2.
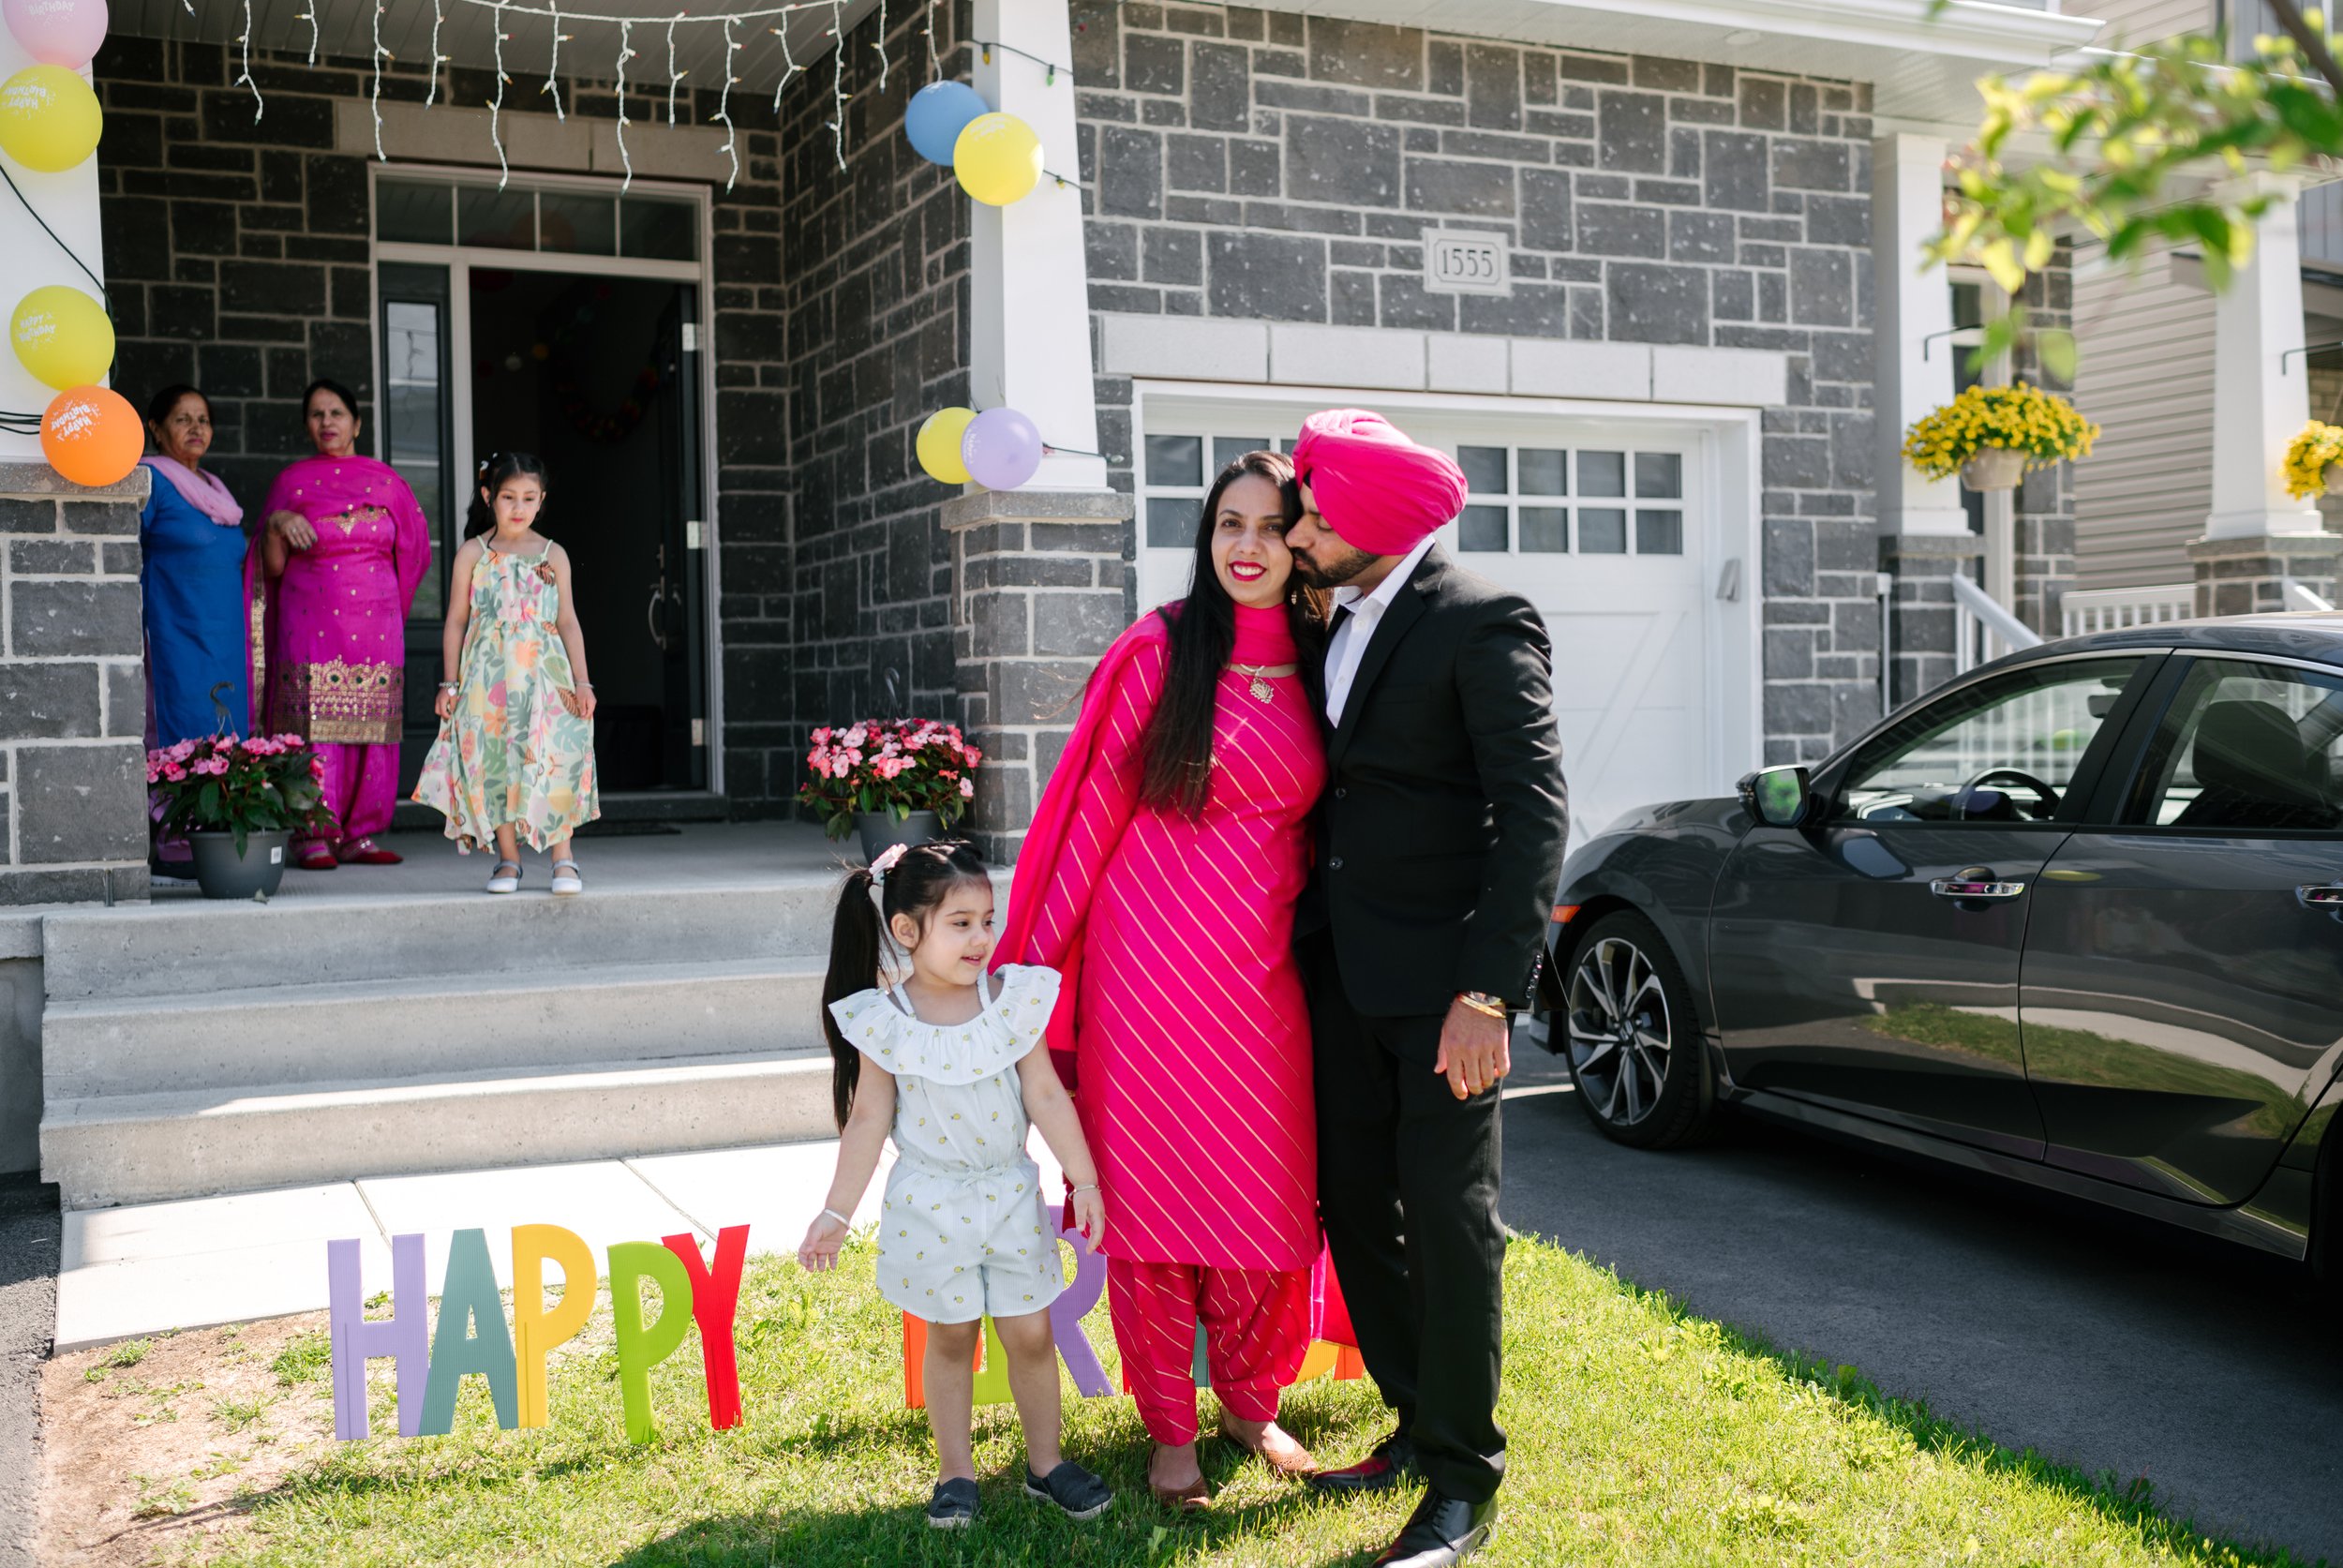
2060;583;2196;637
2286;577;2336;613
1951;574;2044;665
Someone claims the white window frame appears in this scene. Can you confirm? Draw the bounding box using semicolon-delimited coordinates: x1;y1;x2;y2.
366;162;724;796
1129;379;1767;803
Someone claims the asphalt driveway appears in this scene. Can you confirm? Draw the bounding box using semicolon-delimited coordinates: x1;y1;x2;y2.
1501;1050;2343;1564
0;1174;58;1568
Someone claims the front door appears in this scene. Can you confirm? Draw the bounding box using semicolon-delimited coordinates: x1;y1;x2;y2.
1708;654;2151;1157
2022;652;2343;1203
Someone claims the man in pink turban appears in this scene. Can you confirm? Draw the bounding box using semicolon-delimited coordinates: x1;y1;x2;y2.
1285;409;1569;1568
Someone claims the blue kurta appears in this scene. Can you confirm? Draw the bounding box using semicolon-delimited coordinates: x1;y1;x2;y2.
141;475;252;743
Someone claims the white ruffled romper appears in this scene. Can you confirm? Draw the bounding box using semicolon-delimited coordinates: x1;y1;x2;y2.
828;963;1069;1325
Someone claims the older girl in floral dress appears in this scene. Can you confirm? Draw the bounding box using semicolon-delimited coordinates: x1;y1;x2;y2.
412;452;600;895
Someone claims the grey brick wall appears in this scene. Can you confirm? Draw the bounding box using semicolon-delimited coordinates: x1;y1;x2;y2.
2014;248;2078;639
1066;2;1887;763
0;466;152;906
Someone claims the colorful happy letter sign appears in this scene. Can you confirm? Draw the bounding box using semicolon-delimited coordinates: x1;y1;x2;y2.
607;1241;695;1445
419;1228;519;1435
328;1232;430;1440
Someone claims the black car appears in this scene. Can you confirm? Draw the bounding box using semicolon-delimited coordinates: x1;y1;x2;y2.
1532;615;2343;1266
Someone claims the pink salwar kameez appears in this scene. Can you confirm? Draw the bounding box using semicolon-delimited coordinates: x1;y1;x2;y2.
998;602;1324;1445
247;455;431;848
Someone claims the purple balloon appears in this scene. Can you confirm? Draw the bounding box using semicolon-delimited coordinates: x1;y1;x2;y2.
4;0;108;67
962;406;1043;491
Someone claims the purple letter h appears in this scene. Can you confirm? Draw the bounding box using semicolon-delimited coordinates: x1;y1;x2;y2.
328;1232;429;1440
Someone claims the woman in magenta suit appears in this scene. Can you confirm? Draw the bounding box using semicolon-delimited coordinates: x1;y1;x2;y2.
996;450;1329;1508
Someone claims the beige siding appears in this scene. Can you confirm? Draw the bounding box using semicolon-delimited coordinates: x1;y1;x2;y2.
2072;246;2216;588
2085;0;2216;44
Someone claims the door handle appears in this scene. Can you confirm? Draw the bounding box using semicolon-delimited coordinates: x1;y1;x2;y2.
1930;877;2026;901
2297;885;2343;910
646;581;669;652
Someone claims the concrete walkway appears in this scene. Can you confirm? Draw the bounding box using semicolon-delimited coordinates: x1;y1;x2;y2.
53;1136;1070;1352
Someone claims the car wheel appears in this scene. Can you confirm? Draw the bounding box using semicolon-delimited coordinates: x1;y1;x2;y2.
1561;911;1714;1149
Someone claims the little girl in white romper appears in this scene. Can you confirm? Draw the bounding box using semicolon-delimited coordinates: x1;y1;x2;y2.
798;839;1113;1531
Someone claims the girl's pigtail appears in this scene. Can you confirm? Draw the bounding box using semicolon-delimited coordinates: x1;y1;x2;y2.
821;866;887;1128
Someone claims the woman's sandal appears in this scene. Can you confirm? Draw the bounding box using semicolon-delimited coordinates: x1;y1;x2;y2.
1148;1447;1212;1513
550;859;583;897
335;836;404;865
485;859;521;894
294;842;337;872
1219;1419;1319;1478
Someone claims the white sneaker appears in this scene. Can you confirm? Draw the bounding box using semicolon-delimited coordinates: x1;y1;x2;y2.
486;859;521;894
550;859;583;896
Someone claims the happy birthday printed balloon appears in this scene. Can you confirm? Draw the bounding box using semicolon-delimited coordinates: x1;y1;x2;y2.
952;112;1041;206
3;0;108;68
0;65;101;172
40;385;141;487
916;407;977;485
11;285;112;390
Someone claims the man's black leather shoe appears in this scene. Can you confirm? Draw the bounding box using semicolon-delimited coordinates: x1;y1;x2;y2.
1305;1430;1416;1494
1371;1487;1496;1568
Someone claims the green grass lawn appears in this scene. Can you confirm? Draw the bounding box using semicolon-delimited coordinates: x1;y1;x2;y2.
182;1233;2310;1567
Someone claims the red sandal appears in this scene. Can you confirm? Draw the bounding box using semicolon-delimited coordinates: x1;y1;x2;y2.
294;842;337;872
335;837;404;865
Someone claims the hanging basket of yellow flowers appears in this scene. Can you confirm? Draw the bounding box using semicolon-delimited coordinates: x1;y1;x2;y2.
2281;421;2343;500
1902;383;2099;492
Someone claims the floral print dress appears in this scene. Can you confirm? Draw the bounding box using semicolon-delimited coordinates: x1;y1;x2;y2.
411;544;599;853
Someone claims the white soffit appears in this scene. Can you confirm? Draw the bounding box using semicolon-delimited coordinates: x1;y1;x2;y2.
110;0;882;98
1281;0;2105;126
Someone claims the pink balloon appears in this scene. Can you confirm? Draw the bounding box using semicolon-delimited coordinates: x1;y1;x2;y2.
4;0;107;67
961;407;1042;491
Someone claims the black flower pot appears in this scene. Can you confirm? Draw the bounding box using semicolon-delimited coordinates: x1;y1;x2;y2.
188;829;291;900
856;811;942;865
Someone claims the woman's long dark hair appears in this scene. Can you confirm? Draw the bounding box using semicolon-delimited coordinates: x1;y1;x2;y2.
820;839;993;1128
467;450;551;539
1139;450;1329;815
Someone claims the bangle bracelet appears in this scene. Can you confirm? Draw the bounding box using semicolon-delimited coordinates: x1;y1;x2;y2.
1458;994;1508;1021
820;1206;851;1227
1069;1182;1099;1195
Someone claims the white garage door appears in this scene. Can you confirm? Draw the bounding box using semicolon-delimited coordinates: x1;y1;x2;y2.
1135;403;1738;846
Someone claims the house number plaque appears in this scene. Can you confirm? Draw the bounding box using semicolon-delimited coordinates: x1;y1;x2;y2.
1425;231;1511;296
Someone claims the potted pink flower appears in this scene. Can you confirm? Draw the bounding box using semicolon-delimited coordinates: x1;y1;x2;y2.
798;718;982;862
147;732;331;899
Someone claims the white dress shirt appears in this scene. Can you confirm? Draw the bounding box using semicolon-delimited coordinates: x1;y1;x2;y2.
1323;533;1438;725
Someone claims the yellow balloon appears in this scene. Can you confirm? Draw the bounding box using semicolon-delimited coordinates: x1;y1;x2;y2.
952;112;1042;207
918;407;977;485
11;286;112;391
0;66;101;173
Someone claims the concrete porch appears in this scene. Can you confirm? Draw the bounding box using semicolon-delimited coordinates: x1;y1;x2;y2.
21;821;868;1216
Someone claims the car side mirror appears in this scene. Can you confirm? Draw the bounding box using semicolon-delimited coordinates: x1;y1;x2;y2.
1737;765;1813;829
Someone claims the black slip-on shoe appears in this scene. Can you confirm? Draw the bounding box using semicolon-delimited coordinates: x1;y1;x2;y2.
926;1476;981;1530
1024;1460;1114;1521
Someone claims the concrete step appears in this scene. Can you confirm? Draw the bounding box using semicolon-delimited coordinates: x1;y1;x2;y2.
41;1052;838;1210
39;878;843;1003
42;956;830;1098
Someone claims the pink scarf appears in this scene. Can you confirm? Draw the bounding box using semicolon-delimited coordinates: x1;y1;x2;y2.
140;455;244;529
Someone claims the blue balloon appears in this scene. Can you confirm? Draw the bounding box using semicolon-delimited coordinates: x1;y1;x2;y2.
905;80;989;166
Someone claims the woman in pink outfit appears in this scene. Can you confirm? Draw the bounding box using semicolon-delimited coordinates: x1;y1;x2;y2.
997;450;1328;1509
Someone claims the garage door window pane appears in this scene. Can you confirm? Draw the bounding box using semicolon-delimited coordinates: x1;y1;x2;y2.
1635;452;1682;499
377;179;451;244
618;196;698;260
458;186;533;249
1578;507;1626;553
1212;436;1268;470
1458;504;1509;552
538;192;617;255
1579;451;1626;497
1520;506;1568;553
1518;448;1566;495
1146;435;1201;487
1459;445;1508;495
1635;510;1683;555
1146;497;1196;548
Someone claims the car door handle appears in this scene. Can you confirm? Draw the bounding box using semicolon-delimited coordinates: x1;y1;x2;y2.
1930;877;2026;900
2297;885;2343;910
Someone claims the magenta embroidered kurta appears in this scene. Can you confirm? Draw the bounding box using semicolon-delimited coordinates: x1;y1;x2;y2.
1005;604;1324;1273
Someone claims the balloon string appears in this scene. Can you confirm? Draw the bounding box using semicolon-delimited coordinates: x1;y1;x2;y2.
0;165;108;305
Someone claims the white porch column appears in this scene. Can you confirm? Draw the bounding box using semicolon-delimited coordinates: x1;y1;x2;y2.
969;0;1107;492
2205;172;2322;539
1872;132;1966;537
0;27;108;461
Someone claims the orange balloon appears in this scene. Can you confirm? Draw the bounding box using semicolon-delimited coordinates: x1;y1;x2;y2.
40;385;141;487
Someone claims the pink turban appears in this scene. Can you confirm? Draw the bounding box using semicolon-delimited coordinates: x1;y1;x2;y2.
1291;409;1469;557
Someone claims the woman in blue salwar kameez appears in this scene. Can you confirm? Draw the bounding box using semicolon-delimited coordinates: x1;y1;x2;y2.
138;385;253;745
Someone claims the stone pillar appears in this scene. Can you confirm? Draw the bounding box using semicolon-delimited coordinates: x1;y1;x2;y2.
970;0;1108;493
942;487;1135;862
1872;133;1966;538
2187;531;2343;617
0;464;151;905
1882;534;1984;709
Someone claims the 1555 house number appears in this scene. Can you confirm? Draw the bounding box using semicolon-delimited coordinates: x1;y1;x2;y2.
1425;231;1511;296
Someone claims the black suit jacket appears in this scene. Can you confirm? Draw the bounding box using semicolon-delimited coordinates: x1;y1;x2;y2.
1303;545;1570;1022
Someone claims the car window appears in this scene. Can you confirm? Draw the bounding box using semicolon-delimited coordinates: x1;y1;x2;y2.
1829;657;2142;826
2121;659;2343;831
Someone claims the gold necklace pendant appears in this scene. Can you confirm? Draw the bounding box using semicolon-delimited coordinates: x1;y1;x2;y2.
1229;664;1276;702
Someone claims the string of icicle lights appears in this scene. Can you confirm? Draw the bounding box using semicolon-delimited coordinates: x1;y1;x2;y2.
228;0;941;191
